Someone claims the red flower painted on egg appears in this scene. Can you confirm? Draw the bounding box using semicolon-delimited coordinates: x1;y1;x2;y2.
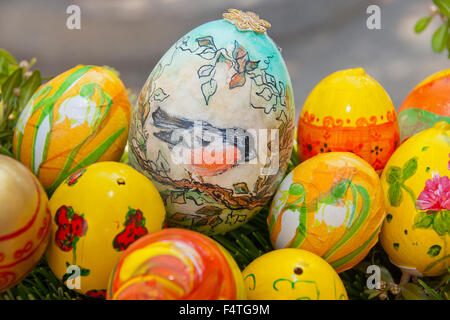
54;205;88;252
71;214;88;237
55;227;73;252
85;289;106;299
55;205;70;226
113;208;148;252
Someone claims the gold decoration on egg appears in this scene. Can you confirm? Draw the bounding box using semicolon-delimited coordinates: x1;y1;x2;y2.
223;9;271;33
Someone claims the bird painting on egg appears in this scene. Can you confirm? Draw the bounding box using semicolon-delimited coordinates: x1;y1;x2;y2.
129;10;295;235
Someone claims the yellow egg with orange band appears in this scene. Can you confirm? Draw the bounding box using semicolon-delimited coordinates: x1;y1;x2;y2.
107;228;246;300
242;248;347;300
297;68;399;174
13;65;131;193
268;152;385;273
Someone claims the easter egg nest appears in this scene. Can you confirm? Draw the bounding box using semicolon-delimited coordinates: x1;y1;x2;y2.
0;51;448;301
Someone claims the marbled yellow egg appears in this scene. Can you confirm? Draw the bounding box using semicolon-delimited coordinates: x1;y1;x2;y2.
242;248;347;300
128;10;295;235
297;68;399;174
380;121;450;277
0;155;50;292
107;228;245;300
46;162;166;297
268;152;385;273
13;65;131;193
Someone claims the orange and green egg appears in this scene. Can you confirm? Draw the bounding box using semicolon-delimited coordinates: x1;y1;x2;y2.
398;69;450;142
13;65;131;193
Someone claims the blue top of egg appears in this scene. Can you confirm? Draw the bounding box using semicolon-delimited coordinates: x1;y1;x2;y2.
174;19;292;89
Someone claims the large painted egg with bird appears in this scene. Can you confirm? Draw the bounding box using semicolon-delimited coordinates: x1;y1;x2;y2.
242;248;348;300
128;9;295;235
268;152;385;273
297;68;399;174
380;121;450;277
13;65;131;194
398;69;450;142
107;228;245;300
0;155;50;292
45;161;166;298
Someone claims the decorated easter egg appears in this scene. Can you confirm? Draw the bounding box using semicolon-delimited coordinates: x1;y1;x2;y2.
128;9;295;235
268;152;385;273
380;122;450;277
297;68;399;173
398;69;450;142
242;248;347;300
46;161;166;297
13;65;131;194
0;155;50;292
107;228;245;300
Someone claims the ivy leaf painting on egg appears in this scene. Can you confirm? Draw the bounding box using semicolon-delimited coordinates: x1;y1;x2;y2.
128;9;295;235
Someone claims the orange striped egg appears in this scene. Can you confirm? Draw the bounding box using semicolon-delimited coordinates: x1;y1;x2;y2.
0;155;50;292
267;152;385;273
398;69;450;142
13;65;131;193
107;228;246;300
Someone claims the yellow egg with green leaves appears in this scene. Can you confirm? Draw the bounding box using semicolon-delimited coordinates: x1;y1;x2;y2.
380;121;450;277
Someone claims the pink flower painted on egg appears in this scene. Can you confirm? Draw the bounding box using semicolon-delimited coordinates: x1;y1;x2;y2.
416;173;450;212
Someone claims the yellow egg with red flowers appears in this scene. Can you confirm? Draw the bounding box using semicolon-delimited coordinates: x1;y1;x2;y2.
380;121;450;277
0;155;50;292
242;248;348;300
45;161;166;298
297;68;399;174
107;228;246;300
268;152;386;273
13;65;131;194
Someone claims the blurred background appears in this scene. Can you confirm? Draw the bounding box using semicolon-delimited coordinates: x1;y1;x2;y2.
0;0;449;116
